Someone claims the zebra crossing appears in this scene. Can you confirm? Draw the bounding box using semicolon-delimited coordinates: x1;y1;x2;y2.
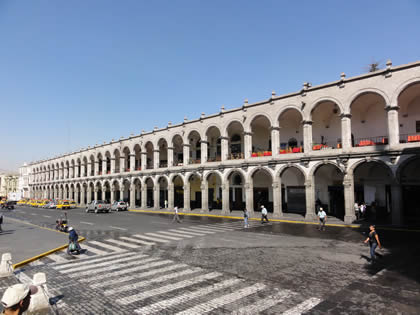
35;220;271;265
22;249;321;314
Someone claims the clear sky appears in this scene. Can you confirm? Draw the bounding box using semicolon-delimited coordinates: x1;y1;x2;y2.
0;0;419;172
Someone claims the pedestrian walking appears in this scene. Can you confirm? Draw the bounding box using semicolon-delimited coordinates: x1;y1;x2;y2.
243;208;249;228
1;283;37;315
172;206;182;223
67;226;82;255
261;205;269;224
164;200;168;209
364;225;382;263
354;202;360;220
317;207;327;231
360;203;366;219
0;214;3;232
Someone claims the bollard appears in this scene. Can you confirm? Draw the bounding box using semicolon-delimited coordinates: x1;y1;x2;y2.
26;272;51;315
0;253;13;277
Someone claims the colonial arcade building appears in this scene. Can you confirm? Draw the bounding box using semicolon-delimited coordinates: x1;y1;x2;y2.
28;60;420;225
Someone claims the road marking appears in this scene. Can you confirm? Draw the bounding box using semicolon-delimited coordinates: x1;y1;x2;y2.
196;225;232;231
105;267;202;295
80;259;173;283
42;215;51;218
79;244;112;256
117;272;222;305
232;289;295;314
119;236;155;246
30;213;36;216
135;278;243;314
169;229;206;236
177;283;266;315
145;232;183;241
80;221;93;225
48;254;68;263
60;254;147;273
105;239;139;249
109;225;127;231
69;257;160;278
90;240;126;252
178;227;215;234
132;234;169;243
90;263;188;289
158;230;194;238
281;297;322;315
54;252;136;269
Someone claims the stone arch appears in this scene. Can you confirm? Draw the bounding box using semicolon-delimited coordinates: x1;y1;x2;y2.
245;112;274;131
347;88;390;110
223;168;246;183
278;107;304;152
226;169;246;211
391;77;420;105
157;137;168;168
204;123;222;140
395;79;420;142
172;174;185;208
206;125;222;162
251;167;274;212
249;114;272;156
277;164;307;181
223;119;244;137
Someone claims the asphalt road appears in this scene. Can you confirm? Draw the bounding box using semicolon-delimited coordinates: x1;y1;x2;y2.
1;205;419;314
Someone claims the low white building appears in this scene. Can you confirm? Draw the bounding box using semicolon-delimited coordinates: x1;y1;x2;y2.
18;163;30;198
26;60;420;225
0;173;19;198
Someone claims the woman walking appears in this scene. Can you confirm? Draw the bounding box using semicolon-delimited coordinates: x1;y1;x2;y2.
243;208;249;228
364;225;382;263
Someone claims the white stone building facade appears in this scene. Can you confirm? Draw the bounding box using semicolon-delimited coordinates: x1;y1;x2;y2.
27;60;420;224
18;163;30;198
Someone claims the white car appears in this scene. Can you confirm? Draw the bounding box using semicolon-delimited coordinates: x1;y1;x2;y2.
111;201;128;211
86;200;111;213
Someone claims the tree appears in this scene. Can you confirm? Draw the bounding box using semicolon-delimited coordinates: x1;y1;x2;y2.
366;61;381;72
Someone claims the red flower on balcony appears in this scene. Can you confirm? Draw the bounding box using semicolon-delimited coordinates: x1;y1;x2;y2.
251;153;258;157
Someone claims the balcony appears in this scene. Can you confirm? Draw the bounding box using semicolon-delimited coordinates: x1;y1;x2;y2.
207;156;221;162
228;153;244;160
400;133;420;143
312;140;341;151
251;151;271;157
188;159;201;164
354;136;388;147
159;162;168;168
279;147;303;154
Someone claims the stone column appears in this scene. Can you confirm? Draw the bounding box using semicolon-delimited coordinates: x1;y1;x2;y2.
130;184;135;208
111;158;116;174
141;186;147;208
70;167;74;179
221;136;229;161
343;176;356;224
302;120;313;154
95;161;99;176
222;183;229;214
271;127;280;157
102;189;106;201
201;141;208;164
87;188;92;204
244;132;252;159
110;188;115;204
168;183;174;209
80;188;85;206
386;105;400;148
141;152;147;170
304;177;316;221
201;181;209;212
130;154;135;172
154;150;160;169
75;165;79;178
120;157;125;173
102;160;107;175
154;183;160;209
183;183;191;211
340;114;352;151
183;144;190;165
272;180;283;217
391;184;403;225
87;163;92;177
167;147;174;167
69;186;74;200
245;182;254;215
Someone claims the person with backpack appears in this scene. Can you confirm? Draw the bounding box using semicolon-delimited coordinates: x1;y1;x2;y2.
67;227;82;255
243;208;249;228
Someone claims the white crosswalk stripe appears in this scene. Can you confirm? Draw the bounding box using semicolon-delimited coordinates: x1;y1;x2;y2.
105;267;203;295
105;238;140;249
157;230;194;238
176;283;266;315
80;243;115;255
117;272;222;305
135;278;243;314
169;229;207;236
48;253;68;263
178;227;215;234
80;259;174;283
90;263;189;289
119;236;156;246
54;252;135;270
232;289;295;314
90;240;127;252
133;234;170;243
145;232;183;241
281;297;321;315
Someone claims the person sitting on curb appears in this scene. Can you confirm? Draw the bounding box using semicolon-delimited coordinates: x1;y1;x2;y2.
1;283;37;315
67;226;82;255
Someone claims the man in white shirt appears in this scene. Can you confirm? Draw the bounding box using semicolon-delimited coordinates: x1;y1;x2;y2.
261;205;269;224
318;207;327;231
172;206;181;223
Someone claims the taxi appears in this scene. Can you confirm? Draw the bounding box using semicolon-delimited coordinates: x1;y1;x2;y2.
69;201;77;209
56;201;70;210
17;199;27;205
38;200;48;208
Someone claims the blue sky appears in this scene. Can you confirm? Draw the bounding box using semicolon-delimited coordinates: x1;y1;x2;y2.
1;0;419;172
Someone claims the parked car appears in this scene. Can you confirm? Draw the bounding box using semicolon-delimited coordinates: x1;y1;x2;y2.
111;201;128;211
69;201;77;209
48;202;57;209
86;200;111;213
57;201;70;210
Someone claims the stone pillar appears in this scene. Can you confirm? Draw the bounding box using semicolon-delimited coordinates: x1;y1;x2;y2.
245;182;254;215
183;183;191;211
130;154;135;172
302;120;313;154
94;161;99;176
102;160;107;175
110;188;115;204
244;132;252;159
87;188;92;204
222;183;229;214
271;127;280;157
201;141;208;164
141;186;147;208
69;186;74;201
391;184;403;225
80;188;85;206
304;177;316;221
87;163;92;177
201;181;209;212
168;147;174;167
221;136;229;161
272;180;283;217
168;183;174;209
183;144;190;165
141;152;147;170
340;114;352;150
111;158;116;174
70;167;74;179
154;150;160;169
343;176;356;224
130;184;135;208
102;189;106;201
75;165;79;178
386;105;400;148
120;157;125;173
154;183;160;209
